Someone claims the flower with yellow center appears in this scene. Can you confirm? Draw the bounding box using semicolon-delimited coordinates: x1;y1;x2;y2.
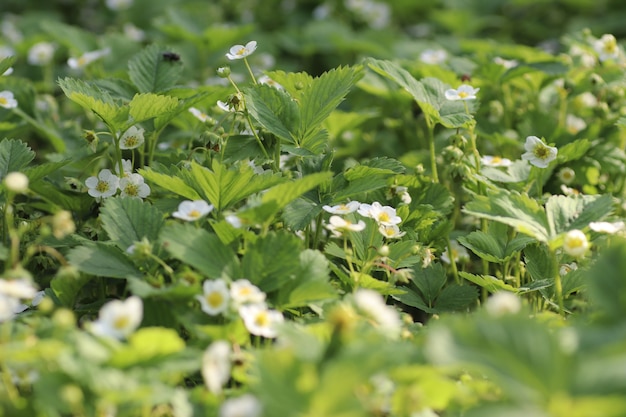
119;173;150;199
90;296;143;340
230;279;266;307
594;34;620;62
239;304;284;338
119;126;145;150
481;155;512;168
172;200;213;221
563;229;589;258
0;90;17;109
196;279;230;316
444;85;479;101
322;201;360;214
85;169;119;199
521;136;558;168
225;41;257;60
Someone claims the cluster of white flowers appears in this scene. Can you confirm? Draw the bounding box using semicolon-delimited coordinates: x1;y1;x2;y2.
85;160;150;201
90;296;143;340
196;278;284;338
0;278;40;322
323;200;406;239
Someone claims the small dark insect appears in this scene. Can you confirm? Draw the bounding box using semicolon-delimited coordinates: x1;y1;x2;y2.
162;52;180;62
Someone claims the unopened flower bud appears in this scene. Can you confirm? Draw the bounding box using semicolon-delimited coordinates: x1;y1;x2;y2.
378;245;390;257
52;210;76;239
4;172;29;193
217;66;231;78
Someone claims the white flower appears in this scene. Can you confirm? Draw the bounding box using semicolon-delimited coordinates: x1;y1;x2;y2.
0;294;19;322
225;214;243;228
105;0;133;11
189;107;210;122
31;290;45;307
27;42;55;66
589;221;626;234
559;262;578;276
493;56;518;69
481;155;512;167
322;201;360;214
4;172;29;193
114;159;133;178
239;304;284;338
219;394;262;417
258;75;283;89
563;229;589;258
0;279;38;299
172;200;213;221
444;85;479;101
593;34;620;62
202;341;231;395
68;48;110;69
576;92;598;108
196;280;230;316
521;136;558;168
2;67;12;76
230;279;266;307
557;167;575;185
119;173;150;199
91;296;143;340
378;224;406;239
358;202;402;226
123;23;145;42
226;41;257;60
85;169;119;199
354;289;401;338
419;49;447;65
565;114;586;135
484;291;521;317
119;126;145;150
325;215;366;237
0;90;17;109
217;100;234;113
441;240;470;264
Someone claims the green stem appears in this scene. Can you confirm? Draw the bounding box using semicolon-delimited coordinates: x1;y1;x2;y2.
552;249;565;316
445;237;461;285
12;107;66;153
426;120;439;183
243;57;257;84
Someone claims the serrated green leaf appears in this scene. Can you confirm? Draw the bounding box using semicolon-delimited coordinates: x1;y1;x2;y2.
435;284;478;312
241;231;302;293
138;165;201;201
261;172;332;210
567;194;614;231
160;223;238;278
58;77;128;130
481;160;530;183
458;231;508;263
298;65;364;139
523;244;556;282
0;139;35;179
557;139;591;163
263;70;314;102
100;197;165;251
24;161;70;183
128;44;183;93
243;84;299;143
459;272;518;294
0;57;16;76
276;249;336;308
67;243;141;278
393;263;447;312
463;189;550;242
500;61;569;83
128;93;179;126
51;273;92;308
184;160;286;212
282;198;321;231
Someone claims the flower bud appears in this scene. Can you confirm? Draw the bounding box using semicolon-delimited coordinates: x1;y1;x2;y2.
4;172;29;193
217;66;231;78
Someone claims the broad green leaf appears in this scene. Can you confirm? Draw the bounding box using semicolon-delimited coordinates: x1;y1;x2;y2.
24;161;70;183
282;198;321;231
421;77;476;128
67;243;141;278
276;249;336;308
127;93;179;126
435;284;479;312
243;83;299;143
332;159;403;201
463;189;550;242
567;194;614;231
58;77;128;130
393;263;447;313
500;61;569;83
263;70;314;102
128;44;183;93
523;244;556;282
160;223;238;278
0;139;35;179
587;239;626;324
138;165;201;201
108;327;186;368
459;272;518;294
241;231;303;293
184;160;286;211
27;181;94;215
557;139;591;163
100;197;165;251
481;160;530;183
458;231;508;263
298;66;364;139
51;273;92;308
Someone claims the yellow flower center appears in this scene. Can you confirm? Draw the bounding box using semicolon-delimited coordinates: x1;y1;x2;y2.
604;40;617;54
378;212;390;223
0;97;7;106
491;156;502;163
188;209;201;219
124;136;139;147
206;291;224;308
458;91;468;99
567;236;585;248
78;56;87;67
254;311;270;327
124;183;139;196
533;145;549;159
237;47;246;56
95;180;110;193
114;315;130;330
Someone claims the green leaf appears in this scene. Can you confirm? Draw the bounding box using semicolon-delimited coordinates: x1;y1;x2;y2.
58;77;128;131
481;160;530;183
138;165;201;201
160;223;238;278
127;93;179;126
435;284;478;312
500;61;569;83
184;160;286;212
100;197;165;251
557;139;591;163
0;56;16;76
51;273;92;308
282;198;321;231
67;243;141;278
241;231;303;293
24;161;70;183
0;139;35;179
108;327;186;368
523;244;556;282
458;225;535;264
128;44;183;93
298;66;364;139
587;239;626;323
463;189;550;242
276;249;336;308
393;264;447;313
244;84;299;143
459;272;518;294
